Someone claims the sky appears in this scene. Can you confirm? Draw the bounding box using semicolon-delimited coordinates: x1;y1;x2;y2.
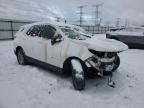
0;0;144;26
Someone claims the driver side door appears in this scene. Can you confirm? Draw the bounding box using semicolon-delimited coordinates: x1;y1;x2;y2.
40;25;63;67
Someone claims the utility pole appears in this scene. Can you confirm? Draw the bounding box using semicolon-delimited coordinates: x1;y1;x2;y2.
125;19;129;28
106;21;110;27
99;18;102;26
56;17;60;22
93;3;103;26
116;18;120;28
132;21;136;26
78;5;86;25
64;19;67;23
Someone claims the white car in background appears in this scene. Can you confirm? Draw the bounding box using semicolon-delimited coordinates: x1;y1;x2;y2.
14;21;128;90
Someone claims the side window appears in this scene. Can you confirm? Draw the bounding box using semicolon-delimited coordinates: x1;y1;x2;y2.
26;26;34;36
40;25;56;39
26;25;41;37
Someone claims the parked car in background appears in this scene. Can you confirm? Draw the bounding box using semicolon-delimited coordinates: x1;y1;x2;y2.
14;21;128;90
106;27;144;49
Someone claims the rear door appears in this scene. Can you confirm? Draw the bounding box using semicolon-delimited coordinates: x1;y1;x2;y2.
24;25;45;62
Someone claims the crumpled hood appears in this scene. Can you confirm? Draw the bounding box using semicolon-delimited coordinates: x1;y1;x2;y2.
73;37;128;52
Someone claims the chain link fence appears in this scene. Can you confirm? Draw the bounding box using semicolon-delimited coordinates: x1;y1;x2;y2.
79;25;113;34
0;19;32;40
0;19;113;40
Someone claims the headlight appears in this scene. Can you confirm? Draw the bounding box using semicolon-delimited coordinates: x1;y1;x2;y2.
85;56;97;68
88;49;105;57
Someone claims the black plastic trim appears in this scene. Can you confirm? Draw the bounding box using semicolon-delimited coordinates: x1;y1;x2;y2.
25;56;63;74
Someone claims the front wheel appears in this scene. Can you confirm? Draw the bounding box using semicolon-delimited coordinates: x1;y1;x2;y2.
112;55;120;71
104;55;120;75
70;59;85;90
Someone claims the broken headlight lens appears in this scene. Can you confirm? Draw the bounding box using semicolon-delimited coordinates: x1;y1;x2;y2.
88;49;105;57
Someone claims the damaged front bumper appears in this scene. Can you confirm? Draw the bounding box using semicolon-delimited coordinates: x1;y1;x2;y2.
85;55;115;73
85;55;116;87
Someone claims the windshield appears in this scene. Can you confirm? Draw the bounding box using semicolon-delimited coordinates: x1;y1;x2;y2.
59;26;91;40
73;27;90;34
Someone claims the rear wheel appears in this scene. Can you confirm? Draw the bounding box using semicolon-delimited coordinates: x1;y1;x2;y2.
16;49;27;65
70;59;85;90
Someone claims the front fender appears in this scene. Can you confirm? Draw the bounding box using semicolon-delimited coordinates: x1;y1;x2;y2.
60;40;92;68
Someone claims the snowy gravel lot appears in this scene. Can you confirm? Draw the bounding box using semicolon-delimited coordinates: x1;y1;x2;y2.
0;40;144;108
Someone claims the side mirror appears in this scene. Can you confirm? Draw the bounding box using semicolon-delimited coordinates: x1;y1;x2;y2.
51;34;64;45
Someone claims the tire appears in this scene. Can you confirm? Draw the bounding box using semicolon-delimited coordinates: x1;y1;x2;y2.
16;49;27;65
70;59;85;90
112;55;120;71
104;55;120;75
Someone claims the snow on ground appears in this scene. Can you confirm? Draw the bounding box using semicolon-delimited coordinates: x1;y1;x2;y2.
0;40;144;108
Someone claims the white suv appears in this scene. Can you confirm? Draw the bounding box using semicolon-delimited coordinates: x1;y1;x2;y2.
14;21;128;90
